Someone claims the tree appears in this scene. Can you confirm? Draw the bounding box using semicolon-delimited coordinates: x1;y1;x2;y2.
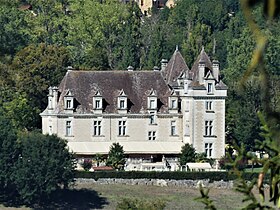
0;115;18;200
179;143;196;166
13;132;75;204
106;142;125;170
11;43;70;129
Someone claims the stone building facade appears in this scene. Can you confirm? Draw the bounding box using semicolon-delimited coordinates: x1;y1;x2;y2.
41;48;227;169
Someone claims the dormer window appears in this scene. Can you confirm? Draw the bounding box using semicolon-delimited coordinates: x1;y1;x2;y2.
148;89;157;111
118;89;128;113
93;90;103;113
64;90;74;110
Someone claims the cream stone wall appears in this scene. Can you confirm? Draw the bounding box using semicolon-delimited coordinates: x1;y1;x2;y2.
42;114;183;144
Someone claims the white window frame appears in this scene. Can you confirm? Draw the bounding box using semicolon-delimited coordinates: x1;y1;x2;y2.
148;131;156;140
118;120;126;136
171;99;177;109
93;120;101;136
66;121;72;136
205;143;213;157
205;120;213;136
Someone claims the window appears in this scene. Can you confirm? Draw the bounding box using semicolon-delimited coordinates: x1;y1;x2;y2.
205;101;213;111
118;121;126;136
207;83;213;94
171;100;176;109
93;120;101;136
171;121;176;136
205;143;213;157
205;120;213;136
66;121;72;136
95;100;101;109
149;113;155;124
120;100;125;109
148;131;156;140
150;99;156;109
66;99;72;109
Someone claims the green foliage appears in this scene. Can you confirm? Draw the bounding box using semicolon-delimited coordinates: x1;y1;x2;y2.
13;132;75;204
116;198;166;210
82;159;93;171
106;142;125;170
0;115;18;200
195;186;217;210
179;143;196;166
75;170;263;183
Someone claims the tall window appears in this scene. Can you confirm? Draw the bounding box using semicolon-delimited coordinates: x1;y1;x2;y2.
66;99;72;109
207;83;213;94
118;121;126;136
171;100;176;109
148;131;156;140
66;121;72;136
95;100;101;109
171;121;176;136
120;100;125;109
205;120;213;136
149;112;155;124
150;99;156;109
205;143;213;157
93;120;101;136
205;101;213;111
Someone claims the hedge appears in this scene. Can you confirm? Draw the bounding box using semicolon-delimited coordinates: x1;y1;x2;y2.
75;171;265;183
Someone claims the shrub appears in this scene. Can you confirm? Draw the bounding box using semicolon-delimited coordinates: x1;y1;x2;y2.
116;198;166;210
82;159;92;171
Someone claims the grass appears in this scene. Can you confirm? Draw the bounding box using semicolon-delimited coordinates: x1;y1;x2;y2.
0;182;272;210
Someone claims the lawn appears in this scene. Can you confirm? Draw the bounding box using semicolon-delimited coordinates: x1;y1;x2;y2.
0;182;259;210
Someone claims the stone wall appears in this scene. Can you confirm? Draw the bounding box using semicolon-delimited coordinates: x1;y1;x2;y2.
75;178;234;189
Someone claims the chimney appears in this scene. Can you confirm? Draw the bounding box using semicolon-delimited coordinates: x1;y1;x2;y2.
67;66;73;71
212;60;219;81
153;66;160;71
198;59;205;84
161;59;168;71
127;66;134;71
52;86;59;109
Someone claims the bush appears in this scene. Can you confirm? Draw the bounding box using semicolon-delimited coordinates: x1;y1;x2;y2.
82;159;92;171
116;198;166;210
75;171;266;183
13;132;76;204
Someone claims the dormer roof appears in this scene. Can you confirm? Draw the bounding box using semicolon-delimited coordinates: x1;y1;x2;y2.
162;48;190;86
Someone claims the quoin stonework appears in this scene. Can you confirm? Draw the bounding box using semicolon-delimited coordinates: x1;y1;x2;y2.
41;48;227;171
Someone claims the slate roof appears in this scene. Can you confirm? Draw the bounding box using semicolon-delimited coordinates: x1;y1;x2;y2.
57;70;172;114
190;48;213;86
162;48;190;86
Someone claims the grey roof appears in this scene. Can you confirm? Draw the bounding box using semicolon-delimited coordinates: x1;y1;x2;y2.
190;48;213;85
162;48;190;86
57;70;172;114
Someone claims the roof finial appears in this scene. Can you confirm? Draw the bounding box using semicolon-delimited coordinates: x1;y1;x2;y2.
176;45;178;51
202;45;205;52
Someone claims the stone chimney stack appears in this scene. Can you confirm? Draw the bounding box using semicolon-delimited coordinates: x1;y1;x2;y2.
198;59;205;84
212;60;219;81
161;59;168;71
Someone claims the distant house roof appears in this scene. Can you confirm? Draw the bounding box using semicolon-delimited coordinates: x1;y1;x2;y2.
57;70;172;114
